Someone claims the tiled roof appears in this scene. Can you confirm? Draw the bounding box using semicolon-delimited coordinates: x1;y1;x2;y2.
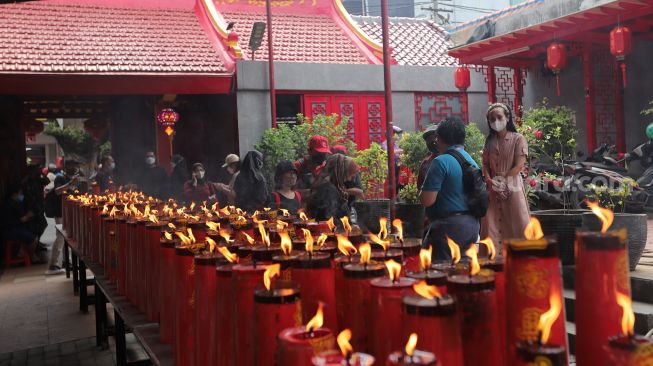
446;0;544;33
352;16;457;67
0;2;227;74
222;11;369;64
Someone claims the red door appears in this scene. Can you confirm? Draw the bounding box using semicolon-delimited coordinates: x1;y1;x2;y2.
303;94;385;150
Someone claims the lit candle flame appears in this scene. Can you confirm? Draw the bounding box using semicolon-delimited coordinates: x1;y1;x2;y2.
465;246;480;276
378;217;388;240
175;231;192;246
276;220;289;232
305;302;324;332
586;200;615;233
419;246;432;271
392;219;403;242
413;280;441;299
206;237;217;253
337;329;353;358
217;246;238;263
243;232;255;245
301;229;314;253
189;202;196;211
359;243;371;265
263;263;281;291
219;229;235;244
164;232;173;241
316;233;328;248
616;291;635;337
279;231;293;255
219;207;231;216
299;211;309;221
148;214;159;224
211;202;218;212
479;237;496;261
384;259;402;282
340;216;352;233
524;217;544;240
258;221;270;247
280;208;290;217
168;222;176;230
326;217;336;232
369;231;390;251
264;207;271;212
109;206;118;218
405;333;417;357
187;228;196;244
537;291;562;344
102;205;109;215
206;221;220;232
337;234;358;256
446;236;461;264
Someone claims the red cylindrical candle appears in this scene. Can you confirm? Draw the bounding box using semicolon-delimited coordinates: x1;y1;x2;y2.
575;229;630;365
158;235;177;345
390;240;421;273
342;262;386;351
505;238;568;364
232;263;267;366
402;294;463;366
145;222;164;323
173;245;196;366
252;245;283;263
105;218;117;283
387;350;439;366
605;335;653;366
515;340;566;366
292;253;338;332
482;258;506;364
371;248;403;264
278;327;336;366
216;264;236;366
90;205;101;262
253;286;302;366
335;254;360;330
125;220;138;304
369;276;416;361
115;217;128;295
194;253;225;366
406;270;447;294
135;219;149;313
447;274;502;366
311;350;375;365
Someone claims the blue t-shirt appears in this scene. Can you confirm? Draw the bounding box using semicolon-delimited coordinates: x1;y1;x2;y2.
421;145;479;219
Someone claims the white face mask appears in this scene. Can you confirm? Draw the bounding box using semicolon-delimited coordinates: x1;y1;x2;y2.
197;171;205;179
490;118;507;132
108;162;116;171
146;157;155;166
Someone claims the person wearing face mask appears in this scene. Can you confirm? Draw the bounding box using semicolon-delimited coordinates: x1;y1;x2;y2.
294;136;331;196
234;150;269;212
307;154;360;222
168;154;190;201
267;160;303;214
417;124;440;188
139;151;168;198
95;155;116;192
214;154;240;205
482;103;530;248
1;183;44;264
183;163;217;203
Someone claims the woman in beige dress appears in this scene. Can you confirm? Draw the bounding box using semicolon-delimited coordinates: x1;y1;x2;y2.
481;103;531;249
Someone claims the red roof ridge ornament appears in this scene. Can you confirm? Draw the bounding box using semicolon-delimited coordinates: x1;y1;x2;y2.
201;0;243;62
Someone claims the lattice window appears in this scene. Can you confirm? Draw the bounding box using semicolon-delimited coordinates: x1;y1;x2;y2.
311;102;327;118
368;102;384;143
339;102;356;140
592;49;617;146
414;93;468;131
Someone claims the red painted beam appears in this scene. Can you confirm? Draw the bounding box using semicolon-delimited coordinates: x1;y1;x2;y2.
0;73;233;95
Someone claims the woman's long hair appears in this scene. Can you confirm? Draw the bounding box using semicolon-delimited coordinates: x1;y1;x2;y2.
313;154;356;200
486;103;518;137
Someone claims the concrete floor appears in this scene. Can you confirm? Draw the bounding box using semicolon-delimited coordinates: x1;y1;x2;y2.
0;220;116;366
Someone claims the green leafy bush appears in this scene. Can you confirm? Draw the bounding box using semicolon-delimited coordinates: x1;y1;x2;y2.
519;99;577;162
398;131;428;175
44;123;95;162
398;183;418;204
464;123;485;166
354;143;388;199
255;113;356;188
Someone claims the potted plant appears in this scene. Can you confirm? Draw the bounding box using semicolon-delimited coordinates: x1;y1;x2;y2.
353;143;388;233
395;182;424;238
582;178;648;270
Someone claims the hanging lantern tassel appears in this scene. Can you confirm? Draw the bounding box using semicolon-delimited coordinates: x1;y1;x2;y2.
547;43;567;97
610;26;632;88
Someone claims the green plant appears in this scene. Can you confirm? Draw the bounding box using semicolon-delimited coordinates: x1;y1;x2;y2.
398;131;428;175
398;183;418;204
255;113;356;188
464;123;485;166
99;141;112;158
519;98;577;162
354;143;388;200
44;122;95;162
587;178;638;213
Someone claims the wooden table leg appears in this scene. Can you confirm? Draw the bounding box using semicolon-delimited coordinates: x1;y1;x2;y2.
115;309;127;366
95;283;109;349
63;242;70;279
79;259;88;313
72;252;79;296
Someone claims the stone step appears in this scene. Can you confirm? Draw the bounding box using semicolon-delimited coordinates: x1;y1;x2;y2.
563;265;653;305
563;289;653;336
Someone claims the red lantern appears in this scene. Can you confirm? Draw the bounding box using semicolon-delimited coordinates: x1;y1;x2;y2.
23;118;44;140
610;26;632;87
454;66;471;91
547;43;567;96
156;107;179;127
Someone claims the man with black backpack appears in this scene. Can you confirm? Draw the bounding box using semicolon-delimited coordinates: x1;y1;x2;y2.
419;117;488;260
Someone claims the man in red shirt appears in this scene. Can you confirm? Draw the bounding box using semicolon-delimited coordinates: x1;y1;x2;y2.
295;136;331;194
417;124;440;188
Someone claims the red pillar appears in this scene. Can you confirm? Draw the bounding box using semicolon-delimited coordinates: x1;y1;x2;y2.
380;0;397;219
266;0;277;128
614;59;626;154
583;47;597;153
487;66;497;104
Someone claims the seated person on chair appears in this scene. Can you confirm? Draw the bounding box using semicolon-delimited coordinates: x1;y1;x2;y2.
1;183;42;264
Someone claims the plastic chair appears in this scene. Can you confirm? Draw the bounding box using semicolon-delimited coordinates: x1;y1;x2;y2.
3;240;32;268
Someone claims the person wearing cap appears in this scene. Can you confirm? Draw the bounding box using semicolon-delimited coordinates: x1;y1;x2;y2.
295;136;331;194
214;154;240;205
417;124;440;188
184;163;217;203
267;160;303;214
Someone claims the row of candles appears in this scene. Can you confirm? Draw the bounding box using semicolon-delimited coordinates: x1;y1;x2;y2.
61;191;653;366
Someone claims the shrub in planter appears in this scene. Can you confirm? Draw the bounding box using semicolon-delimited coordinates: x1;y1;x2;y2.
354;143;388;232
396;183;424;238
398;132;428;175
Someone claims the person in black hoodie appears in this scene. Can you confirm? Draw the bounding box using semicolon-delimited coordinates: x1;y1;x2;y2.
168;154;189;201
234;150;268;212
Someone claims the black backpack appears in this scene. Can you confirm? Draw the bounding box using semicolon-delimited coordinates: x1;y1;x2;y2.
446;150;489;218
